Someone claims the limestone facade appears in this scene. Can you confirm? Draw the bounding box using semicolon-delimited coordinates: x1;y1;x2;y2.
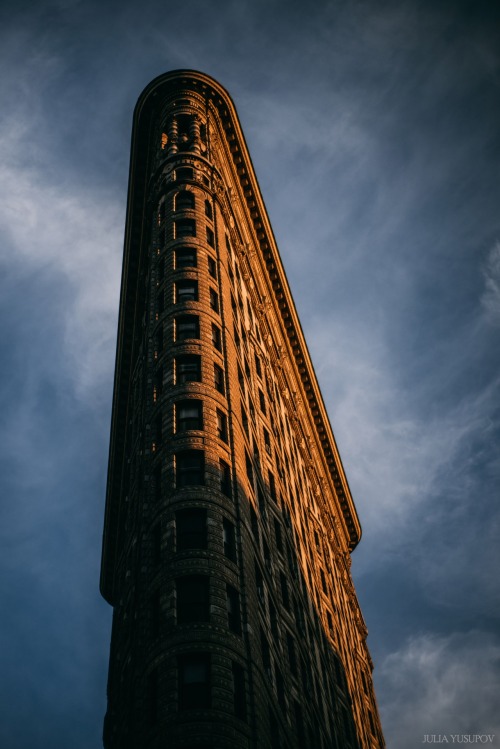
100;70;385;749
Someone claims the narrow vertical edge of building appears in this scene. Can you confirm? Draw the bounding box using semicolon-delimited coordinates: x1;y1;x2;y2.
100;70;385;749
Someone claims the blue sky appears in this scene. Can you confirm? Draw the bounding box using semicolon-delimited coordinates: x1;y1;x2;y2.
1;1;499;746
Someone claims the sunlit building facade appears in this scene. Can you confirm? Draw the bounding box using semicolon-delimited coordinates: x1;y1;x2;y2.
100;70;384;749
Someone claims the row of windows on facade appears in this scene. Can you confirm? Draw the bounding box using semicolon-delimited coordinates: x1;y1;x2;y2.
157;218;215;249
153;451;232;496
154;314;222;350
153;357;225;394
157;190;213;222
155;246;217;279
151;401;228;444
155;280;219;313
147;655;245;719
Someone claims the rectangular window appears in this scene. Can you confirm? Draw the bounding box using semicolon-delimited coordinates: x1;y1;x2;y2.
176;450;205;487
178;653;210;710
320;568;328;594
211;323;222;351
241;404;249;437
177;575;210;623
175;354;201;383
220;459;232;497
255;353;262;378
280;572;290;611
223;519;236;561
175;190;195;210
176;315;200;341
274;519;283;553
268;471;277;502
175;247;197;269
174;218;196;238
245;451;254;486
232;662;246;720
255;562;265;608
207;255;217;279
209;288;219;313
217;410;228;442
148;669;158;724
226;585;241;634
175;279;198;303
205;199;213;219
263;427;271;455
175;166;194;181
176;400;203;431
214;363;225;394
206;226;215;247
287;632;298;676
260;627;271;672
176;508;207;550
258;389;266;415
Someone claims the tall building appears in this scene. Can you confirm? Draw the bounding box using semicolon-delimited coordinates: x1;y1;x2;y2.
100;70;384;749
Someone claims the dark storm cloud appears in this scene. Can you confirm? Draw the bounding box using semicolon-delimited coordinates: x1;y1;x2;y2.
1;1;499;747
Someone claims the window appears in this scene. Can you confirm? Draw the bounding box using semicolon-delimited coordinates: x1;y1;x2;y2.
211;323;222;351
175;190;195;210
206;226;215;247
148;669;158;724
176;400;203;432
263;428;271;455
220;459;232;497
207;255;217;279
223;518;236;561
258;389;266;415
174;218;196;238
177;575;210;623
176;508;207;550
226;585;241;634
176;315;199;341
287;633;298;676
320;568;327;594
250;506;259;542
280;573;290;611
241;404;249;437
175;355;201;384
232;662;246;719
154;327;163;360
151;590;160;637
152;523;162;564
260;628;271;672
205;199;213;220
175;279;198;303
274;519;283;553
209;288;219;313
175;247;197;269
255;353;262;378
217;410;228;442
176;450;205;487
255;562;265;607
245;451;254;486
214;364;225;394
156;291;164;319
175;166;194;181
268;471;277;502
178;653;210;710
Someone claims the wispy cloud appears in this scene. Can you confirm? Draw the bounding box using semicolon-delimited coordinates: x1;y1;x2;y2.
378;630;500;745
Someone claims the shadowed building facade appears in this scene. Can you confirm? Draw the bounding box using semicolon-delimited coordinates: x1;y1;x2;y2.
100;70;385;749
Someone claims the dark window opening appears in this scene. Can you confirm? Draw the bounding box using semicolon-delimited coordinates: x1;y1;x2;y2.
175;190;195;210
178;653;210;710
206;226;215;247
177;575;210;623
226;585;241;634
223;519;236;561
175;279;198;303
174;218;196;238
176;508;207;550
217;410;228;442
175;166;194;181
205;199;213;220
220;459;232;497
175;247;197;269
232;662;246;720
209;288;219;313
214;363;225;394
211;323;222;351
207;255;217;279
176;399;203;431
176;315;200;341
176;450;205;487
175;354;201;384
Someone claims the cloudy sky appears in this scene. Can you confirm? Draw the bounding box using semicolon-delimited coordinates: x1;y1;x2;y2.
1;1;499;746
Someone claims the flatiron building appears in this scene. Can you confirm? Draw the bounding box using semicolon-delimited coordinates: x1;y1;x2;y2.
100;70;385;749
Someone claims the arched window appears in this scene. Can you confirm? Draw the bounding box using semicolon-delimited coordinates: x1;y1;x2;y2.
175;190;195;211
